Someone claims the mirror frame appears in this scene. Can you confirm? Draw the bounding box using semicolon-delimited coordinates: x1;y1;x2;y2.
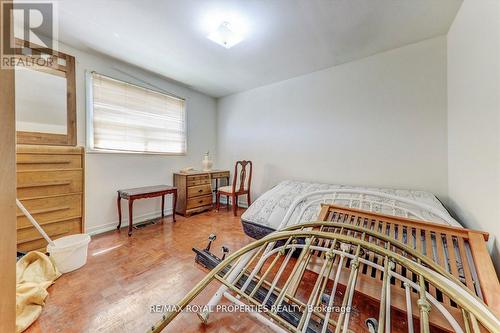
15;38;76;146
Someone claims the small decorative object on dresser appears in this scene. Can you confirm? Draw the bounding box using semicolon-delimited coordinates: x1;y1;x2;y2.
173;170;230;216
202;151;213;171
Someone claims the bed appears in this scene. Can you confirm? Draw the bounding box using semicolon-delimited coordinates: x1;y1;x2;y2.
162;183;499;333
241;180;460;239
240;180;500;307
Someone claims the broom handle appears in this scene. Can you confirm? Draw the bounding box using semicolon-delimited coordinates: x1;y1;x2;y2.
16;199;56;247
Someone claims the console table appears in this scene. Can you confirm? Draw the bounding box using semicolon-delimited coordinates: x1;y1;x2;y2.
117;185;177;236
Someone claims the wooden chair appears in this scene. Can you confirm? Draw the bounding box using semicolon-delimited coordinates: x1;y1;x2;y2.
216;160;252;216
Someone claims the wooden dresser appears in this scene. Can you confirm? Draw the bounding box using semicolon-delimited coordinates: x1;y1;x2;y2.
173;170;229;216
16;145;84;252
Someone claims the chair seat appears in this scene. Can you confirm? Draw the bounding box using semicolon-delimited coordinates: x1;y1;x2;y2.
218;185;248;193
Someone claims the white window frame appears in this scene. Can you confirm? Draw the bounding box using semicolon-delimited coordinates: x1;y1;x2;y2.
85;71;187;155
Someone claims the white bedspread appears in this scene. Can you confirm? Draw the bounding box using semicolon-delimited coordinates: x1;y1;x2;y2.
241;180;458;230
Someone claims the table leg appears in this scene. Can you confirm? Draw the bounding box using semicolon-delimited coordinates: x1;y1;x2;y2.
216;191;221;211
161;195;165;218
172;191;177;222
227;177;231;209
117;193;122;230
214;178;219;208
128;199;134;236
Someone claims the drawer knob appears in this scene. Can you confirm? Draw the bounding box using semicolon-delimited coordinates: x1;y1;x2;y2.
199;200;203;203
198;189;203;193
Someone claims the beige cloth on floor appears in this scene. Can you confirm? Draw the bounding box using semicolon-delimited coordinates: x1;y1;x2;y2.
16;251;61;333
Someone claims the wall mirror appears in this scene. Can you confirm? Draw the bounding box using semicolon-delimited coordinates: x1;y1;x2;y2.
15;39;76;146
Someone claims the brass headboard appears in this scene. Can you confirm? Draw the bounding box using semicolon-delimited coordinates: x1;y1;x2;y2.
148;205;500;333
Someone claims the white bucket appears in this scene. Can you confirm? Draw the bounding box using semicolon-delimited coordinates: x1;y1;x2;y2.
47;234;91;273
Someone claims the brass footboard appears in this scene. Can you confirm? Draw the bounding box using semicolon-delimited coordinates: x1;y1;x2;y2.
148;210;499;333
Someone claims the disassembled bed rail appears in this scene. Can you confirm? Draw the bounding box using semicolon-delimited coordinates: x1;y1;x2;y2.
148;215;500;333
192;233;230;270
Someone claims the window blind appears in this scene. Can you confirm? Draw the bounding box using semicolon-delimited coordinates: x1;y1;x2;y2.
89;73;186;154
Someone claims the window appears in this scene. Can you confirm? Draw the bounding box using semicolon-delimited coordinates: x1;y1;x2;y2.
87;72;186;154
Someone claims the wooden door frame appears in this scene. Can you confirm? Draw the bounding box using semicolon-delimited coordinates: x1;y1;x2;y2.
0;1;17;332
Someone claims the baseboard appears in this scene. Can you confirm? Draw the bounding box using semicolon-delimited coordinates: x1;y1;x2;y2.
86;208;174;236
87;197;247;236
218;196;249;209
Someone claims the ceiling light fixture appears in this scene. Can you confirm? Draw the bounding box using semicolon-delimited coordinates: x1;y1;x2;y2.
207;21;244;49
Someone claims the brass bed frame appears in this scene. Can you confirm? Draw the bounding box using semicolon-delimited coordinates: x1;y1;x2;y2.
148;204;500;333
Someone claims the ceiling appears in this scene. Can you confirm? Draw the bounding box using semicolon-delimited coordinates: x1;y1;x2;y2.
56;0;462;97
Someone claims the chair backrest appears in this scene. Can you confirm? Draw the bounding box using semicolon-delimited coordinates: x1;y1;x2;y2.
232;160;252;193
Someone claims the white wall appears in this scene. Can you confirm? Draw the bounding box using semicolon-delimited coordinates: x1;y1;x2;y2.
57;43;217;234
217;37;449;203
447;0;500;268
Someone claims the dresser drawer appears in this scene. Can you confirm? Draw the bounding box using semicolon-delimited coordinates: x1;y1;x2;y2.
16;154;82;171
187;194;213;209
17;217;81;251
187;184;212;197
212;171;230;179
17;218;80;243
17;194;82;229
17;169;83;199
187;175;210;187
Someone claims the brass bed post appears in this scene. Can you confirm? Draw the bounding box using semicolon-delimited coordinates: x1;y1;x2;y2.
334;241;362;333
